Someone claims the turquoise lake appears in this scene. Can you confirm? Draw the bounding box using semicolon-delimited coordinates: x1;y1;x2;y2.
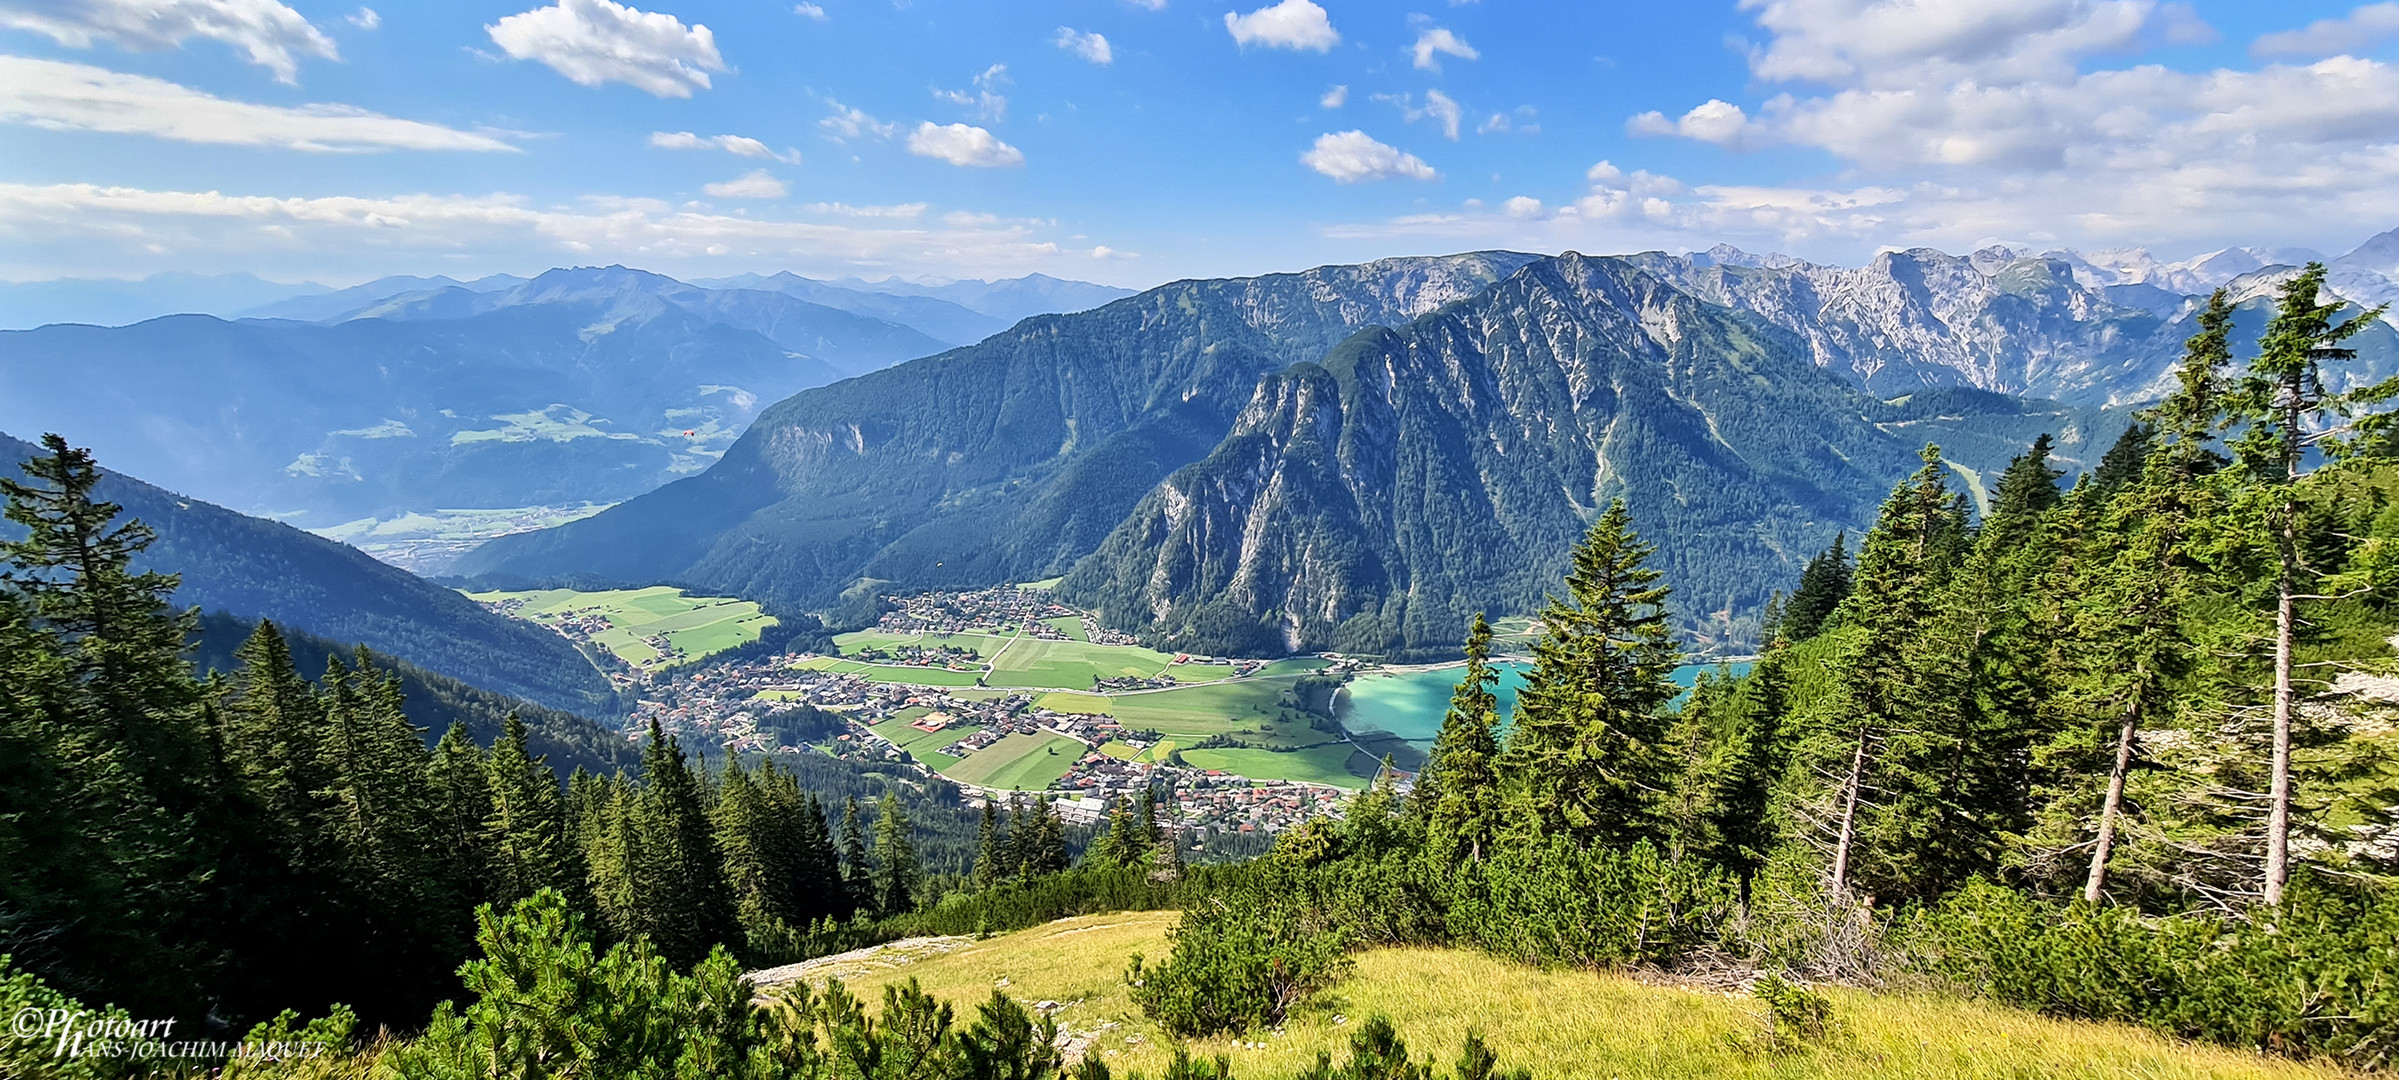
1335;660;1752;745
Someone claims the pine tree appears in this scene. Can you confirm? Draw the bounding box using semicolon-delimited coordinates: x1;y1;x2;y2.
1416;613;1505;864
871;791;921;915
629;721;739;968
428;720;497;919
0;436;216;1013
839;796;872;915
793;792;843;922
1710;650;1788;896
972;800;1004;888
2063;294;2230;904
486;714;581;910
2222;265;2395;904
1500;501;1682;848
1019;796;1069;877
1782;533;1853;643
1089;796;1148;869
1809;445;1968;902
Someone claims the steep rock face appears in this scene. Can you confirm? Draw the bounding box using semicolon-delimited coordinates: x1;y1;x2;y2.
458;253;1546;604
1060;254;2122;657
1630;247;2178;407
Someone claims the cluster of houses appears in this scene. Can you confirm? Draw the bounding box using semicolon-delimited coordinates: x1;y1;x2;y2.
609;618;1361;840
876;585;1081;638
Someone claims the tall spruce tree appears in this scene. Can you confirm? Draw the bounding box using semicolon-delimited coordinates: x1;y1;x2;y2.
428;721;497;921
972;799;1004;888
871;791;921;915
0;436;217;1014
1416;613;1506;864
1782;534;1853;643
486;714;582;910
1809;446;1969;903
839;796;871;915
2222;265;2395;904
2061;293;2230;904
630;721;739;968
1500;500;1682;848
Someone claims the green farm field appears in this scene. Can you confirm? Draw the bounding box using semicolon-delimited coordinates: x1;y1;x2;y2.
465;585;775;669
867;713;983;770
939;731;1085;790
982;636;1181;688
1177;744;1364;788
793;656;986;687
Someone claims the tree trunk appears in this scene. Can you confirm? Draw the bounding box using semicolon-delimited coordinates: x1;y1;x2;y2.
1830;726;1870;898
2083;698;2140;904
2265;525;2296;905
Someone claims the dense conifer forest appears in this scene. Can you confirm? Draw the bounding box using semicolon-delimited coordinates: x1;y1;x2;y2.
4;267;2399;1078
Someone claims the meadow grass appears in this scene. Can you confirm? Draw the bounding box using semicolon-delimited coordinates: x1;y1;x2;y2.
823;914;2349;1080
1176;745;1363;788
465;585;774;668
867;715;985;759
939;731;1085;789
1047;616;1091;641
987;638;1181;688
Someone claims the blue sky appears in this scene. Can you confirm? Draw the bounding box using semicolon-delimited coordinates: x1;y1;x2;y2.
1;0;2395;288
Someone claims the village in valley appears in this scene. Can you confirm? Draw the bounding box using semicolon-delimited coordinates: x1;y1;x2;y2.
491;581;1388;843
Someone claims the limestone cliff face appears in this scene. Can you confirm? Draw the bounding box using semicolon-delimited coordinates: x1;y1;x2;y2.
1062;254;2121;657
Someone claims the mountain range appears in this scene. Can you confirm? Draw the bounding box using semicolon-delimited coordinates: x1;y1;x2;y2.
0;267;1133;530
462;230;2399;654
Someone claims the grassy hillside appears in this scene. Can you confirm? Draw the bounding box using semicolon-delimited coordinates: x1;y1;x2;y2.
805;913;2346;1080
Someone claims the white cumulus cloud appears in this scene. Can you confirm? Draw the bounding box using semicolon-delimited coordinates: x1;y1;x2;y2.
1225;0;1337;52
793;2;825;20
650;130;800;164
818;99;895;141
908;121;1024;167
1320;84;1347;108
346;7;377;29
1627;99;1759;148
486;0;726;99
1410;27;1477;71
1055;26;1111;64
2254;2;2399;58
0;0;339;83
0;56;517;152
703;170;785;198
1301;130;1437;182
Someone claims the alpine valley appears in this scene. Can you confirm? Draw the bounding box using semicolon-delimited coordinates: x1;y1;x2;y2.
448;231;2399;655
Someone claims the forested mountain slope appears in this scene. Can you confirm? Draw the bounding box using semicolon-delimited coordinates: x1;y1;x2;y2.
0;431;617;714
1059;254;2121;655
457;253;1547;605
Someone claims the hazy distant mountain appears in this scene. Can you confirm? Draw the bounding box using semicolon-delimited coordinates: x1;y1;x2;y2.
0;430;616;716
690;271;1007;345
823;272;1137;324
0;271;326;330
349;265;949;379
235;273;528;322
